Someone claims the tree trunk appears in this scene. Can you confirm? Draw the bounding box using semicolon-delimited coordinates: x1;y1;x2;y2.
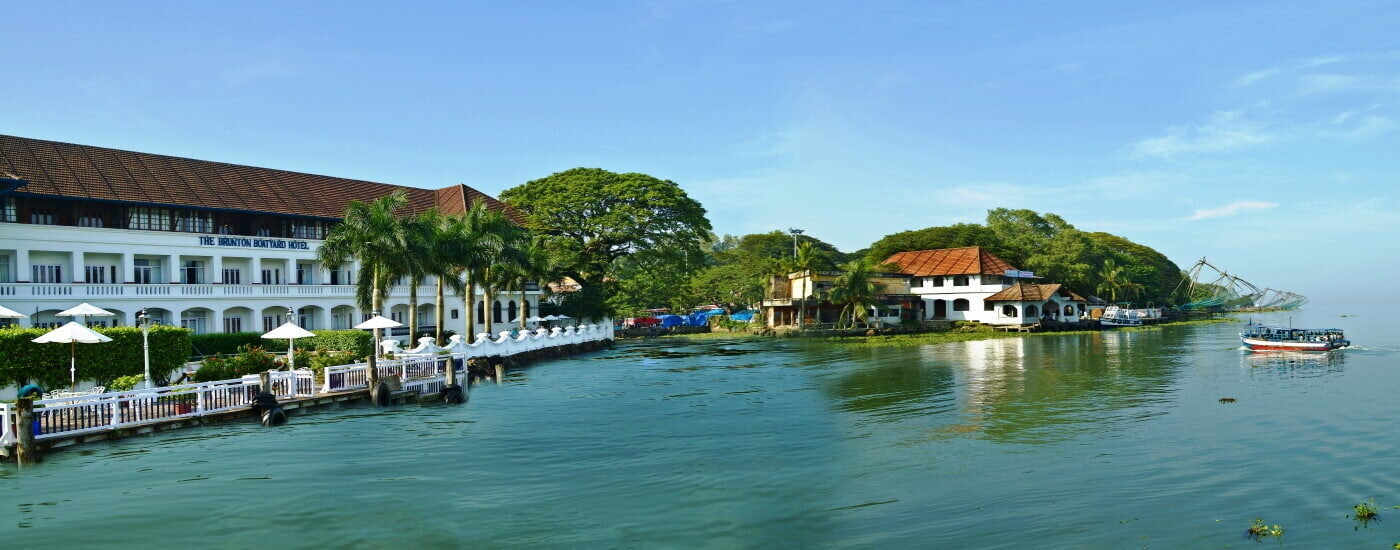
482;267;493;336
465;271;476;342
519;287;528;329
435;279;445;345
368;266;380;384
409;279;419;348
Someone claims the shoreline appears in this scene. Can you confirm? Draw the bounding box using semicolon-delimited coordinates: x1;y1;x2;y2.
657;317;1240;347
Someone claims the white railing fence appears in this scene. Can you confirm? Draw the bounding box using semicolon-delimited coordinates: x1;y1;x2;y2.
2;320;614;446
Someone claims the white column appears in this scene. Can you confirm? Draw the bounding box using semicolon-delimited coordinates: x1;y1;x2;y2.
212;255;224;284
68;250;80;283
313;306;330;331
15;248;29;282
211;308;225;334
122;252;135;284
122;309;136;328
162;254;176;284
253;257;264;284
319;262;331;286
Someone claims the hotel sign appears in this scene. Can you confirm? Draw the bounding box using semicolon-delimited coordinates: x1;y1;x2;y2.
198;236;311;250
1004;270;1037;278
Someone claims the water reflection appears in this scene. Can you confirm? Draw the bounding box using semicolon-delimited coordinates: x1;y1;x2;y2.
1242;350;1347;377
827;331;1187;445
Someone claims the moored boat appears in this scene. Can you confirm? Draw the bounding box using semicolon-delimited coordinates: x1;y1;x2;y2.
1100;306;1143;327
1240;324;1349;352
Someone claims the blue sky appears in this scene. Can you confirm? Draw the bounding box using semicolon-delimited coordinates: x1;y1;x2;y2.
4;1;1398;304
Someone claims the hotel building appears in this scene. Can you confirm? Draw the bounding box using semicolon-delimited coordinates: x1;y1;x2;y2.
0;134;539;340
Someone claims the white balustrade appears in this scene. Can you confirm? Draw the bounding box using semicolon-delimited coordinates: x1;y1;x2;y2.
0;402;13;448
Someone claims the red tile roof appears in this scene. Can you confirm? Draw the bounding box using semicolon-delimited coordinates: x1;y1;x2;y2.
985;283;1086;302
0;134;519;222
882;246;1016;277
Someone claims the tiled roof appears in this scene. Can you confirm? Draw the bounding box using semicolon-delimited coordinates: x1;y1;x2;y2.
985;283;1086;302
882;246;1016;276
0;134;519;221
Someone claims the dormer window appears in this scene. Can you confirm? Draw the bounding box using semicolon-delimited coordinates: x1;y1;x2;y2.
932;277;944;287
953;275;970;286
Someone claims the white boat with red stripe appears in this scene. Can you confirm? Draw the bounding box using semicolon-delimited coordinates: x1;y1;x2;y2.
1240;324;1349;352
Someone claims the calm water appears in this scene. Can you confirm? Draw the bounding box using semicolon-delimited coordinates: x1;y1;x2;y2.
3;307;1397;548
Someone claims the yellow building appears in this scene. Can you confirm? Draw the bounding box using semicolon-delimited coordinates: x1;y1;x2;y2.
760;270;920;327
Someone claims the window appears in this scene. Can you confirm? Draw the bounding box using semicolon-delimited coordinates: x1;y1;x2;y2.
450;309;459;320
0;256;10;283
932;277;944;287
953;275;970;286
223;317;242;333
492;300;503;323
261;269;282;285
984;275;1002;285
523;301;531;319
85;265;107;284
174;211;213;233
296;263;315;285
30;208;55;225
290;220;327;239
263;316;274;332
476;302;485;324
1001;305;1018;317
1064;305;1075;316
181;260;205;284
390;310;404;323
911;277;924;288
507;301;517;323
32;264;63;283
0;197;15;222
78;212;104;227
181;311;208;334
953;298;970;312
984;300;994;311
134;258;161;284
1026;305;1039;317
223;268;241;285
127;207;170;230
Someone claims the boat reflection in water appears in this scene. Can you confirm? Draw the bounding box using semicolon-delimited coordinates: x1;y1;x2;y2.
1243;349;1347;377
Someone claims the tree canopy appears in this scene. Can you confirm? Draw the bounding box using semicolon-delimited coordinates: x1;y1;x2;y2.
863;223;1009;264
500;168;713;317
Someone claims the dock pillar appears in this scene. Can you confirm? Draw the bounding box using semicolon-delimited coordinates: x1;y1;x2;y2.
16;398;40;465
494;363;505;385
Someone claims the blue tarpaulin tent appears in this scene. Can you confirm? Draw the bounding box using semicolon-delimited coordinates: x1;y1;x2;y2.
655;314;685;328
685;309;727;326
729;310;756;322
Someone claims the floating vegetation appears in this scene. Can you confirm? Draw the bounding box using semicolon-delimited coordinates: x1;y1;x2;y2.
1349;499;1379;528
1218;397;1237;404
1246;517;1284;540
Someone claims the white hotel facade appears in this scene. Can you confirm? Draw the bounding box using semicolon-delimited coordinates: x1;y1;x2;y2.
0;134;539;340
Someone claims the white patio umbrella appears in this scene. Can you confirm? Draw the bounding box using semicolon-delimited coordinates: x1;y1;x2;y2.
262;322;316;369
32;321;112;390
525;316;543;323
57;302;115;326
353;315;404;330
0;304;27;319
542;315;560;321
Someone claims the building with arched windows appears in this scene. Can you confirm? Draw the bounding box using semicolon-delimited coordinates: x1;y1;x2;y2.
0;134;540;340
883;246;1085;326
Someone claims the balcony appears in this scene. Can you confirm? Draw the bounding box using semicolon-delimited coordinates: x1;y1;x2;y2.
0;283;445;300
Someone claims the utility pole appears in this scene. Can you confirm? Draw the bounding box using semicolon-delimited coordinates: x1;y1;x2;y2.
788;227;804;259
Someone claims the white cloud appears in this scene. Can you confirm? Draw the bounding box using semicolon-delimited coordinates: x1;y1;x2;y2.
1232;56;1347;88
1186;200;1279;221
1131;110;1277;158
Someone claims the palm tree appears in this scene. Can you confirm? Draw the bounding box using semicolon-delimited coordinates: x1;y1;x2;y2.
827;259;887;328
318;190;411;386
791;241;826;327
499;238;555;329
418;211;467;347
448;201;518;341
1096;258;1144;303
391;214;438;345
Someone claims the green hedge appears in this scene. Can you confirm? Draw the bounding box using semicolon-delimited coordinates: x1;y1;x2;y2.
190;330;373;359
0;326;192;389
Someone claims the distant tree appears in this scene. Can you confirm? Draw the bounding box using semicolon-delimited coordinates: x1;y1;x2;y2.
986;208;1100;294
500;168;712;319
1096;258;1144;303
1084;232;1183;305
827;259;887;328
685;263;767;313
863;223;1010;264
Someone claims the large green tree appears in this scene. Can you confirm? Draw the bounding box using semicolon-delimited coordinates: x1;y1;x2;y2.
500;168;713;318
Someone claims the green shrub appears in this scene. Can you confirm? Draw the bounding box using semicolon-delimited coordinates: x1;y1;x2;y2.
0;326;191;389
189;330;373;359
192;345;282;382
108;374;147;392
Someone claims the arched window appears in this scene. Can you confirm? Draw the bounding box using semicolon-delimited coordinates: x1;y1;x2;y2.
1001;305;1018;317
953;298;970;311
507;300;518;323
1064;305;1075;315
953;275;970;286
1026;305;1039;317
476;302;485;324
524;300;532;319
492;300;503;323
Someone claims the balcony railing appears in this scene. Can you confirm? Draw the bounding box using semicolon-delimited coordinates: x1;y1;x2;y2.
0;283;458;300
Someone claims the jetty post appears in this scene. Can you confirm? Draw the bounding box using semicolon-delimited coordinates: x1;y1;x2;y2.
16;398;40;465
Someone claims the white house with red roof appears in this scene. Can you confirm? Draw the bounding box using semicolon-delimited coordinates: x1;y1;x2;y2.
883;246;1084;326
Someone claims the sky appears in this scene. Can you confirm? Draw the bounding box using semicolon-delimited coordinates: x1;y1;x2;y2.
4;1;1398;304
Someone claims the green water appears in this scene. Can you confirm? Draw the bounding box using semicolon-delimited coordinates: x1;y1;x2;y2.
3;308;1397;548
